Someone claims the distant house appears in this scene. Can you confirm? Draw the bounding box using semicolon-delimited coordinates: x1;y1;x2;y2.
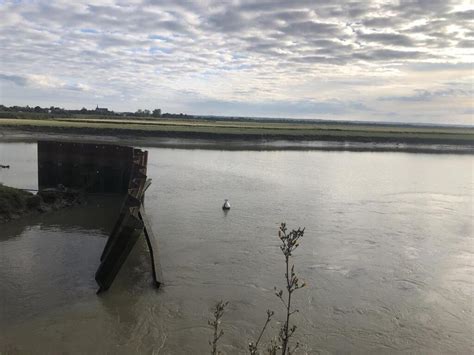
95;105;109;113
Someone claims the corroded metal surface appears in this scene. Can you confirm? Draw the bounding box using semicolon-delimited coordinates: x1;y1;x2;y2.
95;147;162;292
38;141;133;193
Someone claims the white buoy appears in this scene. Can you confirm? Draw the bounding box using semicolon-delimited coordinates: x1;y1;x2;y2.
222;199;231;210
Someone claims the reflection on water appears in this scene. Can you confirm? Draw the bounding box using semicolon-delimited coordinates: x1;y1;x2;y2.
0;143;472;354
0;196;122;324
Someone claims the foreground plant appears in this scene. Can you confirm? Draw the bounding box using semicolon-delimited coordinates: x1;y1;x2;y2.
209;300;228;355
275;223;305;355
210;223;306;354
249;309;275;354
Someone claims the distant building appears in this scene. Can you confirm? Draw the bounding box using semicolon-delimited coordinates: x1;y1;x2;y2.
95;105;109;113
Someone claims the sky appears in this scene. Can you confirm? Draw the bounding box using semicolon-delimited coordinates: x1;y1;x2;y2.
0;0;472;124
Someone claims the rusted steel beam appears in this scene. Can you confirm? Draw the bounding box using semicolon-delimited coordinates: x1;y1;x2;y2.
100;193;143;261
95;213;144;292
143;178;152;193
139;202;163;287
96;146;163;292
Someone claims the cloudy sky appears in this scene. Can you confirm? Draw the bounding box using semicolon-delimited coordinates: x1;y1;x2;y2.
0;0;472;124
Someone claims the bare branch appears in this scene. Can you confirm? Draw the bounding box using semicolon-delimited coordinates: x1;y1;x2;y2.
209;300;228;355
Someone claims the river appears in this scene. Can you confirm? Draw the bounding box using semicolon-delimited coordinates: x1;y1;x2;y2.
0;142;472;354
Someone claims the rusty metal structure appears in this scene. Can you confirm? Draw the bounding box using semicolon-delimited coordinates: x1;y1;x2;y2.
37;140;163;292
96;148;163;292
38;141;133;193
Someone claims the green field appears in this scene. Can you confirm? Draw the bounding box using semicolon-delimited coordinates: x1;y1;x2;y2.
0;115;473;144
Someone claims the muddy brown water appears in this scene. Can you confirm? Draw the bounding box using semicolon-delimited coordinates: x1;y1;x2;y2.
0;142;472;354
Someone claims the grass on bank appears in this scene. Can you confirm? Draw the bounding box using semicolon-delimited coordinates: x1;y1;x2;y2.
0;116;473;143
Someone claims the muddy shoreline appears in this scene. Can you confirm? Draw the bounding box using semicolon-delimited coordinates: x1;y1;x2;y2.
0;185;84;224
1;126;473;154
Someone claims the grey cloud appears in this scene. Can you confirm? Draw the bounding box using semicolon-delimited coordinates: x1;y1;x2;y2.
98;35;139;49
362;17;402;28
237;0;316;13
384;0;454;18
424;37;455;49
207;11;246;33
144;0;210;13
273;10;313;22
406;62;473;72
425;31;454;40
310;39;355;54
292;55;347;65
457;39;474;48
0;73;29;86
62;83;89;91
282;21;342;37
344;2;374;18
189;97;370;117
407;20;449;34
245;40;279;54
379;87;472;102
0;73;89;92
320;2;373;19
355;49;423;61
449;10;474;21
357;32;415;47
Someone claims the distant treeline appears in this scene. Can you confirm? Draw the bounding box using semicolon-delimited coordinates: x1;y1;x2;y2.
1;104;470;129
0;104;273;124
0;104;313;124
0;104;196;119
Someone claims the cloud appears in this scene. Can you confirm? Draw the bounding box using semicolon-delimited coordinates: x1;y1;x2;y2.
0;0;472;124
187;97;371;117
362;17;402;29
0;73;89;92
457;39;474;48
281;21;343;37
0;73;28;86
354;49;424;61
63;83;90;91
449;9;474;20
357;32;416;47
207;10;246;33
378;87;472;102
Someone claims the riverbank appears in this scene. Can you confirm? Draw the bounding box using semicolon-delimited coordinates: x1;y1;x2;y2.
0;184;84;224
0;116;473;146
1;127;473;154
